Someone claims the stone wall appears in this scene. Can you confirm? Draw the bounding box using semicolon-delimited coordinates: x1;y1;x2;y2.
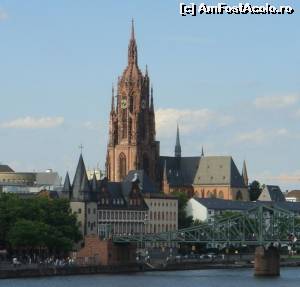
75;235;136;266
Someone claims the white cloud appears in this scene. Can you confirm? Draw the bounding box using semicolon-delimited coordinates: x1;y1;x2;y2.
0;9;8;21
155;108;234;138
235;128;288;144
82;121;101;130
254;94;299;109
254;170;300;185
0;116;64;129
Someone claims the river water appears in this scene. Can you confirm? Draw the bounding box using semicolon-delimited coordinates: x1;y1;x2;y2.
0;268;299;287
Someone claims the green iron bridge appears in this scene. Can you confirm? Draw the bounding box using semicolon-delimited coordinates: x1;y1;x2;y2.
113;204;300;246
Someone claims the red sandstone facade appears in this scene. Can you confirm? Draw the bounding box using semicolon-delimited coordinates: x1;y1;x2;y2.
106;21;159;183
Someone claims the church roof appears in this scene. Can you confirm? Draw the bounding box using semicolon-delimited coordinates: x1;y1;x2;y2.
193;156;246;188
159;155;246;188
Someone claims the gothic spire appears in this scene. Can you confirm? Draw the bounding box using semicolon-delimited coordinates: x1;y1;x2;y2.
175;124;181;157
150;85;154;110
128;19;138;66
62;172;71;193
131;18;135;40
111;84;115;113
242;160;249;187
201;146;204;157
72;153;90;200
145;64;148;77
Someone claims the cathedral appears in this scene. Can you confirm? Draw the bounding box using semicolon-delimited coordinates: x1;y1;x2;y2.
106;21;249;201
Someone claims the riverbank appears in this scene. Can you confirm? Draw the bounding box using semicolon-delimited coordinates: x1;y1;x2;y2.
1;259;300;279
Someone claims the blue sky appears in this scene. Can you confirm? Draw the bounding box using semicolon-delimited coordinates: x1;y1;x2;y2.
0;0;299;191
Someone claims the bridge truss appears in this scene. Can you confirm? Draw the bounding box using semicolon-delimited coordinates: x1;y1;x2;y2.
113;205;300;246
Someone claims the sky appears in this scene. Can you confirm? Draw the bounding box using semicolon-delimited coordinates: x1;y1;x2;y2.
0;0;299;191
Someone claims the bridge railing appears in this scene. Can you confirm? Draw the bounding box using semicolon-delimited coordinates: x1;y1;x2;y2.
113;204;300;246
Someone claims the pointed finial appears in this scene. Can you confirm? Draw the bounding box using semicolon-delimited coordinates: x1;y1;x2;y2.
201;146;204;157
242;160;248;186
150;85;154;109
111;84;115;112
175;124;181;157
145;64;148;76
79;144;84;154
131;18;135;39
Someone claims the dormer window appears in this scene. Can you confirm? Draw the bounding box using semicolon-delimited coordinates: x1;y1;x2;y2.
101;198;105;204
106;199;109;205
113;199;116;205
117;199;120;205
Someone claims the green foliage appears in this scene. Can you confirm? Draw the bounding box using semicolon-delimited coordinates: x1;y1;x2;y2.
171;191;193;228
249;180;262;201
0;193;81;253
214;211;240;221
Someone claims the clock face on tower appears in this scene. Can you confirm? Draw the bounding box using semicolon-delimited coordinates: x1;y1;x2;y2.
141;99;146;109
121;98;127;109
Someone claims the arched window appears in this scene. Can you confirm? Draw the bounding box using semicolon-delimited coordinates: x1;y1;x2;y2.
218;190;224;199
201;189;205;198
119;153;127;180
213;189;217;198
207;191;212;198
236;190;243;201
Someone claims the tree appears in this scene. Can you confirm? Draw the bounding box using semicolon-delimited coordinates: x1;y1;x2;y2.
249;180;262;201
0;193;82;255
171;191;193;228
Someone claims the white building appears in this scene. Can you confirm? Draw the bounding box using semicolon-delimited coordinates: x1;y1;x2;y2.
186;197;255;223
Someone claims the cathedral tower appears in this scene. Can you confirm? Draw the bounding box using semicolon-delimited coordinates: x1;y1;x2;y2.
106;21;160;182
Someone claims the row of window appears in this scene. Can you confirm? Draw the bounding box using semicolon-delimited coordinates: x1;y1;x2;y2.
98;210;146;221
148;223;177;233
149;201;176;207
98;222;145;237
149;211;176;221
98;198;140;206
0;178;33;184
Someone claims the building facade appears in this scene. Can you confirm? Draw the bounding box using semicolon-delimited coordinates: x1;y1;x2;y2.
65;154;177;240
143;193;178;234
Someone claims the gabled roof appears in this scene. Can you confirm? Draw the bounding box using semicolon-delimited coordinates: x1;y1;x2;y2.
0;165;14;173
193;197;255;211
193;156;246;188
258;185;286;202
